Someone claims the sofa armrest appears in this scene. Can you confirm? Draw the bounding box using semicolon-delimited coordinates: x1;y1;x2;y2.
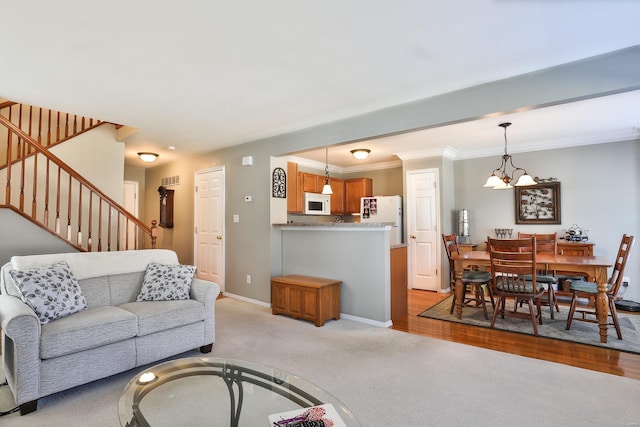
190;279;220;345
0;294;42;405
190;278;220;304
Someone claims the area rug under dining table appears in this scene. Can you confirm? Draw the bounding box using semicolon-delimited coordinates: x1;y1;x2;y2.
418;296;640;354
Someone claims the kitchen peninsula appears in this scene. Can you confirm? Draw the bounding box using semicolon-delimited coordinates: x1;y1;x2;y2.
274;222;406;326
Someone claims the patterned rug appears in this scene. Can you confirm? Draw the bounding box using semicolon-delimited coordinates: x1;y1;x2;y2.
418;296;640;354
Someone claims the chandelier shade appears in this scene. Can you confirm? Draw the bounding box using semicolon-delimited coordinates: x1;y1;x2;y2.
483;122;536;189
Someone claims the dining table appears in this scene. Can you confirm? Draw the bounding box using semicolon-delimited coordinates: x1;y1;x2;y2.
453;250;613;343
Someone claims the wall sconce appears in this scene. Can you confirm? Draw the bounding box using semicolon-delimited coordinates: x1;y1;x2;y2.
350;149;370;160
138;152;159;163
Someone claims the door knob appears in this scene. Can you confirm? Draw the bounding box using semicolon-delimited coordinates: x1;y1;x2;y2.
411;235;416;239
217;235;222;240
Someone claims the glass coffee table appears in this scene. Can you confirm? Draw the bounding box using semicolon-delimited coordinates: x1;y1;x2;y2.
118;357;360;426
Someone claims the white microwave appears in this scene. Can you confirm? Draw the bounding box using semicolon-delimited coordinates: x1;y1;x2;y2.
304;192;331;215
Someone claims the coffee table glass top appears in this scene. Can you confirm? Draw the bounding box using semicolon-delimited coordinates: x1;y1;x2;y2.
118;357;360;426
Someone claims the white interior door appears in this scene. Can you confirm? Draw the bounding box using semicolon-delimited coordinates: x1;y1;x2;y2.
407;169;440;291
194;167;225;291
122;180;139;250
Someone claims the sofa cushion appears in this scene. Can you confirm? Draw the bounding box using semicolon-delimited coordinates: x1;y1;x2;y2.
136;263;196;301
40;306;138;359
110;271;145;305
119;300;204;336
77;275;110;309
9;261;87;324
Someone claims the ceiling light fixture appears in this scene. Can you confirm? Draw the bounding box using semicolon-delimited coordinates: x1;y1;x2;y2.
483;122;536;190
138;152;159;163
321;147;333;195
350;148;371;160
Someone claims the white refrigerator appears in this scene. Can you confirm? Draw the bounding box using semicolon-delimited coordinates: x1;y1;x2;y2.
360;195;403;245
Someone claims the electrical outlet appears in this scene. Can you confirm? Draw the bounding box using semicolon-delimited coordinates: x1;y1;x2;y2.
246;275;251;284
622;276;630;287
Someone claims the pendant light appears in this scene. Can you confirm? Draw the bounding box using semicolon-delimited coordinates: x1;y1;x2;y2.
483;122;536;189
321;147;333;195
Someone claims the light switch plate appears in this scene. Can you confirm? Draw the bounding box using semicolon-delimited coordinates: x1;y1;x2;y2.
233;214;240;223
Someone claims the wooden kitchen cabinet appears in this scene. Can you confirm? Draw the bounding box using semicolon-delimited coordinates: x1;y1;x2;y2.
301;173;325;193
345;178;373;214
329;177;345;214
287;162;300;213
390;246;408;320
271;275;341;326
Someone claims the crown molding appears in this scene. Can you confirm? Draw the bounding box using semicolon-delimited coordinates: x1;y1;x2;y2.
395;146;458;161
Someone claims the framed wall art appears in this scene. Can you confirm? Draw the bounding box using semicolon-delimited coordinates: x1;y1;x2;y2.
515;180;561;224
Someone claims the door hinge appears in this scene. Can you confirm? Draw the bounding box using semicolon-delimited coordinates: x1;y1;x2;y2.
195;185;198;193
194;226;198;234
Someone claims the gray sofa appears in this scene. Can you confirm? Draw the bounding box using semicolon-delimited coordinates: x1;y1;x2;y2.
0;249;220;415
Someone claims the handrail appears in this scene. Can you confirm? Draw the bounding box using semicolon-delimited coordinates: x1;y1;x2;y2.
0;114;156;251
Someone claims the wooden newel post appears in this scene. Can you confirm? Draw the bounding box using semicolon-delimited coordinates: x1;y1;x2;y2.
151;219;158;249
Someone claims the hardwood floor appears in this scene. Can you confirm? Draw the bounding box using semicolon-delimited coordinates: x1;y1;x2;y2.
391;289;640;381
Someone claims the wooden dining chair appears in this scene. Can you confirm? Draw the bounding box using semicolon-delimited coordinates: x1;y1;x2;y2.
517;232;559;318
488;237;545;336
565;234;634;339
442;233;493;319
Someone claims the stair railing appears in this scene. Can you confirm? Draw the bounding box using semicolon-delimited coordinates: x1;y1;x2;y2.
0;115;156;252
0;101;105;165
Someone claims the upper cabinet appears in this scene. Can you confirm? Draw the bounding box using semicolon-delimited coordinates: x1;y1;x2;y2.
286;162;368;215
301;173;325;193
345;178;373;214
287;162;299;213
329;177;345;214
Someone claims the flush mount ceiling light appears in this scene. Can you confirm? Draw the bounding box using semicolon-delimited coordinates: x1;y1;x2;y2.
350;149;371;160
321;147;333;195
483;122;536;190
138;152;159;163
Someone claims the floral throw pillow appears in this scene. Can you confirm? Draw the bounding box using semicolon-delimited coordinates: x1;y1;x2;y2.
136;262;196;302
9;261;87;324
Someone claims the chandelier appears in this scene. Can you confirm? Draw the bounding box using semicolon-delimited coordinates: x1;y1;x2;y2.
483;122;536;189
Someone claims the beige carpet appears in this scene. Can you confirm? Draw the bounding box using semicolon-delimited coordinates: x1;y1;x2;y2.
2;297;640;426
418;296;640;354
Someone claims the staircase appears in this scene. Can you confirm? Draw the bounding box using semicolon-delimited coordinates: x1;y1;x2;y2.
0;101;156;252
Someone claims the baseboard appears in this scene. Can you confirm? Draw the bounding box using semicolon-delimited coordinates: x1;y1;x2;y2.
340;313;392;328
223;292;271;308
223;293;392;327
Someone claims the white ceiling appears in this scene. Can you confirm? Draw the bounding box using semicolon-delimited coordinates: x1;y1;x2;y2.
1;1;639;168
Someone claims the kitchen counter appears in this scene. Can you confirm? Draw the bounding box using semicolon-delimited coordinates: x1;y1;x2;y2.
276;223;399;326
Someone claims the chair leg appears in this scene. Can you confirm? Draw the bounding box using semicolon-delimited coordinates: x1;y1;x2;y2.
476;284;488;320
608;298;623;340
449;288;456;314
490;296;503;328
527;298;539;336
535;297;543;325
565;293;578;330
486;283;495;309
548;287;555;320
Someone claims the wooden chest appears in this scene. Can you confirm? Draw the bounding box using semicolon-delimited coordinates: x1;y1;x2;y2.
271;275;341;327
